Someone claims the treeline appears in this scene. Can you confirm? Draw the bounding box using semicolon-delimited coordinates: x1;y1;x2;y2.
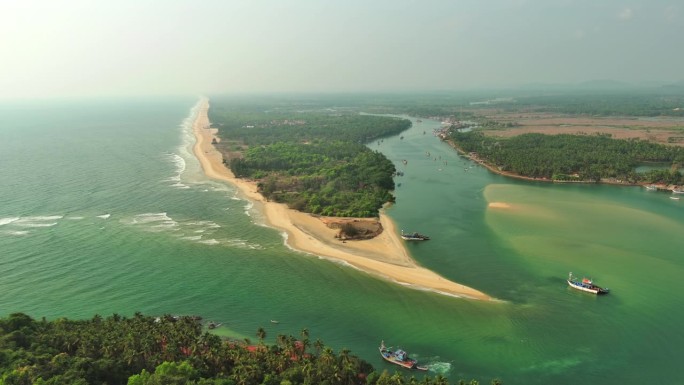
320;90;684;118
449;131;684;183
208;111;412;146
513;92;684;117
231;142;395;217
0;313;500;385
410;92;684;118
208;101;411;217
207;90;684;124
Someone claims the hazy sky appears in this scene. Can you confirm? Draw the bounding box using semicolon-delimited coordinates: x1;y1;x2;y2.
1;0;682;99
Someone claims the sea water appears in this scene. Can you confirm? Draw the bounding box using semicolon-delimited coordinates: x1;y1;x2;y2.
0;98;682;384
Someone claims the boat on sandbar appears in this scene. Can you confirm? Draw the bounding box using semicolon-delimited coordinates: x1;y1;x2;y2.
379;341;428;371
400;230;430;241
567;272;609;295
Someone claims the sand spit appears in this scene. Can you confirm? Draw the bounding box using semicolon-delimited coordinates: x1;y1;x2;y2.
192;98;492;301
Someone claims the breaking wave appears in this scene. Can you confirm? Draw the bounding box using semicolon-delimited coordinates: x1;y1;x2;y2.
0;217;20;226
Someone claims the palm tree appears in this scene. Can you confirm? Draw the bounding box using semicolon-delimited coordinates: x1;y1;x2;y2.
276;334;287;349
299;328;310;357
256;327;266;344
314;338;324;356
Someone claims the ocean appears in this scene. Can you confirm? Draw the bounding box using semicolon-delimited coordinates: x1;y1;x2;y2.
1;97;682;384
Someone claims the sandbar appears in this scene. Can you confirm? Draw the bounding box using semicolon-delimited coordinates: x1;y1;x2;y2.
488;202;512;209
191;98;491;301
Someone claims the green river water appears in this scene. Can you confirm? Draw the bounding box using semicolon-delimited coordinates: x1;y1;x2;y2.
0;98;682;384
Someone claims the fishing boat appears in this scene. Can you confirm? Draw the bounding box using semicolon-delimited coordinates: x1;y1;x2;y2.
645;185;657;191
567;272;609;295
400;230;430;241
379;341;428;371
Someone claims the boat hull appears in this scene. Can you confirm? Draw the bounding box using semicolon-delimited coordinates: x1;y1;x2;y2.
379;344;427;371
400;236;429;241
400;231;430;241
567;280;609;295
380;353;416;369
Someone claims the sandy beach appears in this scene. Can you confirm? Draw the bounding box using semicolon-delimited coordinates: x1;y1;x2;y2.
192;98;492;300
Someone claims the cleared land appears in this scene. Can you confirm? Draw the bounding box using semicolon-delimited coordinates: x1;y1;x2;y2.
473;111;684;145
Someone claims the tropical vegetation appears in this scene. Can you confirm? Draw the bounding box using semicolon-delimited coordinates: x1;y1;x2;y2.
449;131;684;184
0;313;501;385
208;101;411;217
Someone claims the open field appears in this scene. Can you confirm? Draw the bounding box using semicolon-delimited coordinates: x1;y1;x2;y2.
472;111;684;145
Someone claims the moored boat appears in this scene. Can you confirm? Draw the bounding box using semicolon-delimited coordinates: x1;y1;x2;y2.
379;341;428;371
567;272;609;295
400;230;430;241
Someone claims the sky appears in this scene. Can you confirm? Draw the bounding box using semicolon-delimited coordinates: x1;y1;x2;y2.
1;0;682;99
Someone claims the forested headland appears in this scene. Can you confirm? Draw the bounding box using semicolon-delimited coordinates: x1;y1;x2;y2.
208;99;411;217
448;131;684;184
206;90;684;212
0;313;500;385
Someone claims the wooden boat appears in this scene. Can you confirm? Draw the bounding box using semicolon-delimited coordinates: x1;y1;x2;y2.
567;272;609;295
379;341;428;371
400;230;430;241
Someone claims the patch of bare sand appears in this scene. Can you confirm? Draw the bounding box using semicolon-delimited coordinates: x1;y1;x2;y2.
488;202;512;209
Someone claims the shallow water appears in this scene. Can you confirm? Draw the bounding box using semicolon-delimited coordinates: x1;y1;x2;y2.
0;99;682;384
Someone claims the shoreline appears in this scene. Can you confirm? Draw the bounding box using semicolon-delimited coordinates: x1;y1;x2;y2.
191;98;492;301
444;137;680;190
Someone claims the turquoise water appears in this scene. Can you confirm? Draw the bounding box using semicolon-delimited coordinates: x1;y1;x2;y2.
1;98;682;384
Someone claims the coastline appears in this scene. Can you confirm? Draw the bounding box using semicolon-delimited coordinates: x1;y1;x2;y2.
191;98;492;301
444;137;675;189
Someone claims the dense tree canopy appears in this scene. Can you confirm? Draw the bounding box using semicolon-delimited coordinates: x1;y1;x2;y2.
0;313;500;385
208;102;410;217
231;141;396;217
449;131;684;184
511;92;684;117
208;111;411;147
